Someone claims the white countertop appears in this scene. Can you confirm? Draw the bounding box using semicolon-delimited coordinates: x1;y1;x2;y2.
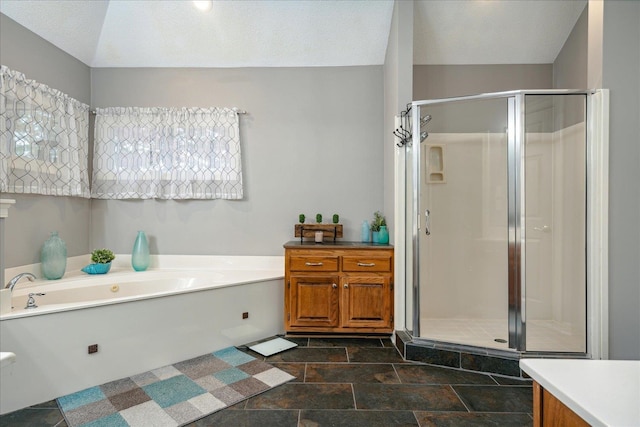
0;352;16;368
520;359;640;427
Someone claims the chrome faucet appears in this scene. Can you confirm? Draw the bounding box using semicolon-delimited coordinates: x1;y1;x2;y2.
5;273;36;292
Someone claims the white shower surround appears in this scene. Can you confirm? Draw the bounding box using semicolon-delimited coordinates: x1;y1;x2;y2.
0;255;284;414
397;90;609;358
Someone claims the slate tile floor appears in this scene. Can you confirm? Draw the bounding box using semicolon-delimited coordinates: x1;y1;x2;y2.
0;337;533;426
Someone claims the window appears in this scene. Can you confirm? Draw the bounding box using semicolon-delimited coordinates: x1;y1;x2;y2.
0;65;90;197
91;107;243;199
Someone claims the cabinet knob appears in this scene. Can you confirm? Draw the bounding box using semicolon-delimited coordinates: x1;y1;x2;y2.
305;262;324;266
344;283;349;289
332;283;338;288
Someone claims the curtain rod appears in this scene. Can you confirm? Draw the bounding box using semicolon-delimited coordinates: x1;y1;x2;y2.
90;108;247;115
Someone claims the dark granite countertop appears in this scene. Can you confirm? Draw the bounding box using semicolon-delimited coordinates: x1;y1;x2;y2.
283;240;393;249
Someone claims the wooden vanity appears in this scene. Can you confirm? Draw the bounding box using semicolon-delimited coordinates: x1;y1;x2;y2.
283;241;394;334
520;359;640;427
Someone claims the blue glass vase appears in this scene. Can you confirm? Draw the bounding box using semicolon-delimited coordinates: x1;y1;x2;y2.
361;221;370;242
372;231;380;244
378;225;389;244
131;231;150;272
41;231;67;280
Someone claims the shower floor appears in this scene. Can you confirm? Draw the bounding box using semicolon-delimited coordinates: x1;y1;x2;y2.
420;318;585;352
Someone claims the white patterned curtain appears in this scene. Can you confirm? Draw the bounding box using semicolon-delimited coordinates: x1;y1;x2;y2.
0;65;90;197
91;107;243;199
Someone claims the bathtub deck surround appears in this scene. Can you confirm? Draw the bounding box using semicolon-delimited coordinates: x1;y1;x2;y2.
0;255;284;414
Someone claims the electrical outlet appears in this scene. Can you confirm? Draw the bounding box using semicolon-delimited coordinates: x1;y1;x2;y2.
88;344;98;354
242;312;249;319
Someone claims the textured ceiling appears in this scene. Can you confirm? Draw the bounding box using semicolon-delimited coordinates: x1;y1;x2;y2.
0;0;587;68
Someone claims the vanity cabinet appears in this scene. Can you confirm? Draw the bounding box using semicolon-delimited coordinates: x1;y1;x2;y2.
533;382;589;427
284;242;393;334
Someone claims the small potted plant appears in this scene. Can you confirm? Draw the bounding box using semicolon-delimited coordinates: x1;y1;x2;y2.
316;213;323;223
332;214;339;224
82;249;115;274
299;214;306;224
370;211;387;244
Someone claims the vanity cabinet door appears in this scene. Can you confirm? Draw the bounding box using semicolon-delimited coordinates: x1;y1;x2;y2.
288;275;340;328
341;274;393;330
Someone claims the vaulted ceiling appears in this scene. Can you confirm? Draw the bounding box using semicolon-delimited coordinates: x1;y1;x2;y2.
0;0;587;68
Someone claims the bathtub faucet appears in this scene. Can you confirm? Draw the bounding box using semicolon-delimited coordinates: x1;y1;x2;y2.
5;273;36;292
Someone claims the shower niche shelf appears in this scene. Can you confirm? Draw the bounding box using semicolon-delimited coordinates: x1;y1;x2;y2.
426;145;446;184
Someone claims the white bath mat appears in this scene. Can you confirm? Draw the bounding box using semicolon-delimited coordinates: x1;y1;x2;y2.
249;337;298;356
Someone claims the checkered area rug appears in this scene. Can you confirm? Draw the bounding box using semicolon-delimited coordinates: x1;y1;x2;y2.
57;347;294;426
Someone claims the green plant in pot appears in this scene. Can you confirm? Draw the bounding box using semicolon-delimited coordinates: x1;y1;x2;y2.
370;211;388;244
82;249;115;275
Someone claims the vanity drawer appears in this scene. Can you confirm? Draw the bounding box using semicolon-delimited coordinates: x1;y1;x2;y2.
290;256;339;272
342;255;392;272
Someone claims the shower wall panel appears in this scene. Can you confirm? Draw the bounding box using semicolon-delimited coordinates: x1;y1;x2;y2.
419;132;508;335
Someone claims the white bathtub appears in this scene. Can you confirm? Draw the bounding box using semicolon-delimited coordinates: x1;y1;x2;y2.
0;255;285;415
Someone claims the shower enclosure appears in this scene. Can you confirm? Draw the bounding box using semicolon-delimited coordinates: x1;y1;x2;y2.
404;90;605;356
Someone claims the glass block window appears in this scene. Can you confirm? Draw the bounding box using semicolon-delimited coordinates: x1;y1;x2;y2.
91;107;243;200
0;66;90;197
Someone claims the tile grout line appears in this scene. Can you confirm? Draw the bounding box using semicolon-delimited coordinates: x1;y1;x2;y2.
350;382;358;410
448;384;472;413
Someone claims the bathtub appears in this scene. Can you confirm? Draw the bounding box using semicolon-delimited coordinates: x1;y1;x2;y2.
0;255;285;415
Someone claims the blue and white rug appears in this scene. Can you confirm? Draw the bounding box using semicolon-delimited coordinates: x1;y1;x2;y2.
57;346;294;426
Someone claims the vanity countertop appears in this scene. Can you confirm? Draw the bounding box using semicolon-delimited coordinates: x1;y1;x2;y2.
520;359;640;427
283;240;393;249
0;351;16;368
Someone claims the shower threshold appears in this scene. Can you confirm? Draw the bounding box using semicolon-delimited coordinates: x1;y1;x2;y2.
394;331;589;379
395;331;523;377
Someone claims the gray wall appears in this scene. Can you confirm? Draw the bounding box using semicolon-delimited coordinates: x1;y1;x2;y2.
412;64;552;134
602;0;640;360
413;64;552;100
0;14;92;268
553;3;588;130
383;0;414;240
554;4;588;89
90;67;384;255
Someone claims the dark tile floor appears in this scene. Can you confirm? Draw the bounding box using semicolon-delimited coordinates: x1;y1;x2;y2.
0;337;533;426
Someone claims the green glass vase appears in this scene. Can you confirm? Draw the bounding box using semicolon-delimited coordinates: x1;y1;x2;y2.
131;231;150;272
41;231;67;280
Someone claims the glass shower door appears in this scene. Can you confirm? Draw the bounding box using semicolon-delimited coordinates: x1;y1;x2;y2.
524;94;587;353
416;98;511;350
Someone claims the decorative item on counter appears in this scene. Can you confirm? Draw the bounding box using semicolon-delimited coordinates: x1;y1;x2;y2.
361;220;370;242
82;249;115;274
378;225;389;244
370;211;387;244
294;212;343;243
41;231;67;280
132;231;150;272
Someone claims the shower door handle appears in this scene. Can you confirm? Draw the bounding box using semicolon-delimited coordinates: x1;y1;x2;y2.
425;210;431;235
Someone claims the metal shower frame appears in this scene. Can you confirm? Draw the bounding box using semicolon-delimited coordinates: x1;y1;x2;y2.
408;89;594;354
